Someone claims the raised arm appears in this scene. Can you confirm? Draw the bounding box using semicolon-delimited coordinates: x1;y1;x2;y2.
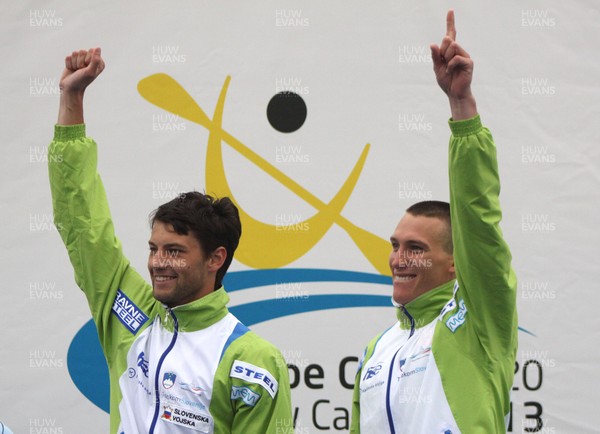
432;11;517;351
58;47;105;125
50;48;154;353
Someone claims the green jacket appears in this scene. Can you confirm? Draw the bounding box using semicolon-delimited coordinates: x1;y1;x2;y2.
350;115;518;433
49;124;292;433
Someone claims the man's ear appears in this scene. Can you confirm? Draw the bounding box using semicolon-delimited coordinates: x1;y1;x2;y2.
208;246;227;272
448;255;455;275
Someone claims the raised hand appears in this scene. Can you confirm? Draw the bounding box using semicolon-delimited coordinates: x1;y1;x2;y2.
60;48;105;93
58;47;105;125
430;11;477;120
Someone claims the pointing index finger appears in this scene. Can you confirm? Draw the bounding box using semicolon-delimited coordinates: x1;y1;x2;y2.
446;10;456;41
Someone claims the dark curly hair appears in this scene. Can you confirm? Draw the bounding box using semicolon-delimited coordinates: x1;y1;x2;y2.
150;192;242;290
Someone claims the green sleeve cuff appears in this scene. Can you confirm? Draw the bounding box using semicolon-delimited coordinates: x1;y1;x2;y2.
54;124;86;141
448;114;482;137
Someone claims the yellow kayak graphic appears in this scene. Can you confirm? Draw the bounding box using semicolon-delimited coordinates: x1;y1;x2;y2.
138;74;390;275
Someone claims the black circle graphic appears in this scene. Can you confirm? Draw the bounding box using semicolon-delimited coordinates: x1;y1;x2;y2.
266;92;307;133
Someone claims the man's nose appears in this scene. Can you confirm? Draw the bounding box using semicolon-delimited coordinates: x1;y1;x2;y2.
393;249;407;267
150;251;166;268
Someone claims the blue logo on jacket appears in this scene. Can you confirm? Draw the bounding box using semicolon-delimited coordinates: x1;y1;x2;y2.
111;289;149;334
363;364;382;380
137;352;149;378
163;372;176;389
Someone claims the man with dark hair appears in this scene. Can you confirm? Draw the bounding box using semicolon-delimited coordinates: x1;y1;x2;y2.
150;192;242;293
49;48;291;433
350;11;517;433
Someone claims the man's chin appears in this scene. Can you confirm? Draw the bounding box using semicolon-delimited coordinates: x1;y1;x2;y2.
392;291;413;306
392;282;417;306
152;288;174;306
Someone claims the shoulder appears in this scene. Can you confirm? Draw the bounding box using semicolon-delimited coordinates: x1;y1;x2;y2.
214;319;287;377
359;324;397;370
366;323;397;353
216;329;288;401
225;330;286;369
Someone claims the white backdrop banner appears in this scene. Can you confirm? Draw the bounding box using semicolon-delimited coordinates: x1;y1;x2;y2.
1;1;599;433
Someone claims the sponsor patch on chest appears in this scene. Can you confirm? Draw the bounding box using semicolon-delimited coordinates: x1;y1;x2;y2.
397;345;431;378
161;404;212;432
230;360;278;398
362;363;383;381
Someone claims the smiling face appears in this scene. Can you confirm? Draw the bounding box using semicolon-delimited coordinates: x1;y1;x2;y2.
148;221;225;308
389;213;455;305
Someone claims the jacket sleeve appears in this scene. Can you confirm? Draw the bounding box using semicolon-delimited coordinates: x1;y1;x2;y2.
349;354;364;433
349;333;381;434
48;124;155;360
212;333;293;433
448;115;518;354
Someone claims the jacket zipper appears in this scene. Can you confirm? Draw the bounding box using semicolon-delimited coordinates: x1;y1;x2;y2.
149;308;179;433
385;306;415;433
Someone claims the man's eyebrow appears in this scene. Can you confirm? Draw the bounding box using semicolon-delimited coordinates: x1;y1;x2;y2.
164;243;187;249
147;241;187;249
389;236;429;246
